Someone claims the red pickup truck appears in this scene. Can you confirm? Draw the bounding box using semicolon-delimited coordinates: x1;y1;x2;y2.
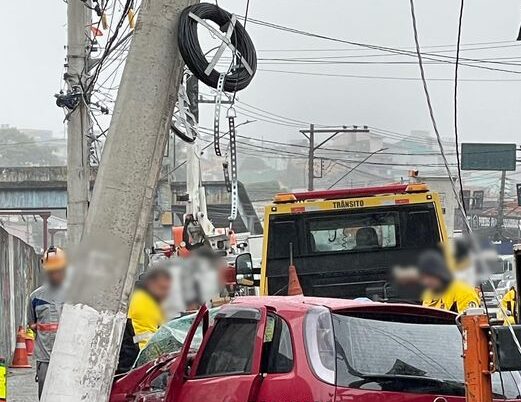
111;296;521;402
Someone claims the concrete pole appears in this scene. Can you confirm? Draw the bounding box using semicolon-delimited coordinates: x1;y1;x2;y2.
307;123;315;191
495;170;507;240
41;0;197;400
66;0;92;247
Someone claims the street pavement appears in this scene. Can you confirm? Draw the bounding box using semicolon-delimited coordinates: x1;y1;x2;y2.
7;358;37;402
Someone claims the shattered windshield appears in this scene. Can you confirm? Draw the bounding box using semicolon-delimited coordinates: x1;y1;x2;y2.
333;314;521;398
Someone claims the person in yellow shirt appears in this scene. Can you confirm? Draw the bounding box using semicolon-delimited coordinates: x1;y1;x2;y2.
501;287;517;325
116;265;172;375
128;266;172;348
418;250;480;314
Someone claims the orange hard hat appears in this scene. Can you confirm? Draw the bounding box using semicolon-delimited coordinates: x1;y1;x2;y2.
41;247;67;271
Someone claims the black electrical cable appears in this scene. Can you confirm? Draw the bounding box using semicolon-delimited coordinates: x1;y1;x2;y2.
454;0;467;216
178;3;257;92
171;124;197;143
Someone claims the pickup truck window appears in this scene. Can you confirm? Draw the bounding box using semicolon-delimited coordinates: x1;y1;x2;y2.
262;315;293;374
196;317;257;376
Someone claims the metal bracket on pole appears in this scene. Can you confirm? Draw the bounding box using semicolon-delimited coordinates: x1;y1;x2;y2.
227;108;238;223
172;81;199;141
213;73;226;156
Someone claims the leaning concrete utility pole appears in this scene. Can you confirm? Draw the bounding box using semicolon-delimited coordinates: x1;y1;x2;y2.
66;0;92;246
41;0;197;400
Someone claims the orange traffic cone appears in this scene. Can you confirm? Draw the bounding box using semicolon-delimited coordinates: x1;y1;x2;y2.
287;265;303;296
10;327;31;368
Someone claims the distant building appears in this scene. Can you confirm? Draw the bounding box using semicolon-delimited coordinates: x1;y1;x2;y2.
19;128;54;141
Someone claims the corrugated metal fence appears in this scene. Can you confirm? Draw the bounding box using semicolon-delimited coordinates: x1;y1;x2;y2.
0;227;40;364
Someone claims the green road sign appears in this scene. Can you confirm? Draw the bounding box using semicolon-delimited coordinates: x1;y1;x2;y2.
461;143;517;171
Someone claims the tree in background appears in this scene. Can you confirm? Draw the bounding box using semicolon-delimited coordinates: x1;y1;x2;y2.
0;127;64;166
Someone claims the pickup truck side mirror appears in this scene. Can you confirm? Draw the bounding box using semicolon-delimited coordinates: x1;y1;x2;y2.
235;253;254;286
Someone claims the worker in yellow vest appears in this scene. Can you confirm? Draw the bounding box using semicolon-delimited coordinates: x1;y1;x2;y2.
128;266;172;349
419;250;481;314
501;287;517;325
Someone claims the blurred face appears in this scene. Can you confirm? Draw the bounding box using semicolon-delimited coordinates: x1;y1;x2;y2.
146;275;172;303
47;269;66;287
420;273;444;294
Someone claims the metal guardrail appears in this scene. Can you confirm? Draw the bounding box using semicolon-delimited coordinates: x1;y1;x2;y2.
0;227;40;365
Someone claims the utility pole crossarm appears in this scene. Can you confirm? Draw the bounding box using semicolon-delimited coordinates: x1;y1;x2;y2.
313;131;341;151
300;128;370;134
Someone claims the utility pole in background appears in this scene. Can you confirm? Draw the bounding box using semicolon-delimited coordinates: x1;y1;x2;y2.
41;0;196;400
66;0;92;247
306;124;315;191
300;125;370;191
495;170;507;240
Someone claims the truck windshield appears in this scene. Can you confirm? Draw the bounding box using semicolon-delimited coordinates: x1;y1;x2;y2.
309;211;398;252
332;314;521;398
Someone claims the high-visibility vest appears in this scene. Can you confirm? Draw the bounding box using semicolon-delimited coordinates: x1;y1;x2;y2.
501;288;517;324
128;289;165;349
422;280;481;313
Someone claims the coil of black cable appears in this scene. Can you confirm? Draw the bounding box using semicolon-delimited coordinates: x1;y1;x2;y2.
178;3;257;92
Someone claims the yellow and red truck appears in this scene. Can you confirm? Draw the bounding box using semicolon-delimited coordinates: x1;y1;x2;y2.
259;182;450;301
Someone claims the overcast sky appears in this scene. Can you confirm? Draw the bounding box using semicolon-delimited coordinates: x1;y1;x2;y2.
2;0;521;146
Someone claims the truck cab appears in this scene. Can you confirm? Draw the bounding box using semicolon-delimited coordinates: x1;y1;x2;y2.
260;183;449;301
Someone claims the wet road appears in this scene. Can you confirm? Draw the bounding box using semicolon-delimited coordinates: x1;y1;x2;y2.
7;357;37;402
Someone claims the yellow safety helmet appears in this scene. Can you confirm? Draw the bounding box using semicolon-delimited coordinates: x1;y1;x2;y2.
41;247;67;272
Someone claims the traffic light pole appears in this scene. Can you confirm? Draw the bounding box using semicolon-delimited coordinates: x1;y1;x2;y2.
41;0;197;400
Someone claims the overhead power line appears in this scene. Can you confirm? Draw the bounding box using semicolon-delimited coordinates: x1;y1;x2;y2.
257;68;521;82
255;40;520;53
243;16;521;75
454;0;466;215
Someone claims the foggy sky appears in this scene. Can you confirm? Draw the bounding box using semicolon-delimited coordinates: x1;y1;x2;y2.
2;0;521;146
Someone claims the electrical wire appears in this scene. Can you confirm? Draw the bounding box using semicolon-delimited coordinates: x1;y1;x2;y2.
328;148;387;189
257;68;521;82
230;0;251;104
454;0;467;216
254;40;521;54
87;0;133;95
244;16;521;75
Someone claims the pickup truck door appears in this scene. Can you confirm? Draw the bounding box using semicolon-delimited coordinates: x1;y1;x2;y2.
172;306;267;402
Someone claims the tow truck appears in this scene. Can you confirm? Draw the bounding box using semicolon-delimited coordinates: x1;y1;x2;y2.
258;180;449;301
